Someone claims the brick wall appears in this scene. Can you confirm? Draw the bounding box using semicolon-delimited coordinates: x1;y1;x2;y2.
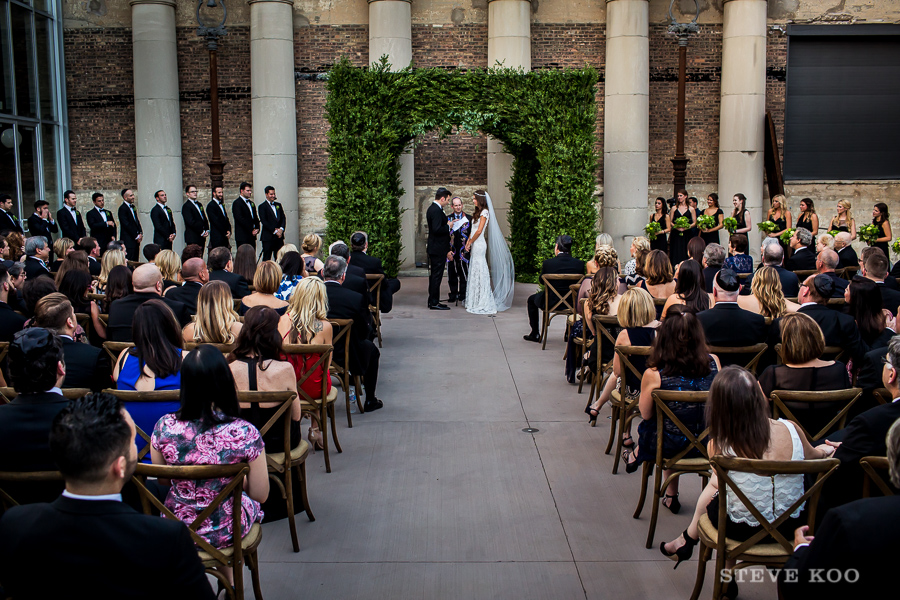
766;30;788;170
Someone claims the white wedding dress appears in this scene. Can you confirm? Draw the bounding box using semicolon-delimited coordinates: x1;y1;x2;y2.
465;210;498;315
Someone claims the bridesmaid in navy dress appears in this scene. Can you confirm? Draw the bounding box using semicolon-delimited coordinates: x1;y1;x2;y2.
668;189;696;265
649;197;670;254
699;193;725;247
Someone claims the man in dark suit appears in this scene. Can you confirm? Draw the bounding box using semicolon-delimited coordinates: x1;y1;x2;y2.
207;247;250;299
784;227;817;272
323;255;383;412
23;237;53;280
0;193;23;234
698;269;768;349
181;184;209;254
85;192;117;252
107;264;190;342
0;264;26;341
861;250;900;316
815;248;849;297
118;188;143;262
426;187;452;310
701;243;725;292
329;242;371;300
0;393;215;600
164;258;208;315
751;241;800;297
150;190;176;250
446;196;471;303
232;182;260;251
56;190;86;243
80;237;102;276
206;185;231;251
26;199;57;244
350;231;401;313
834;231;858;270
524;235;585;343
259;185;286;261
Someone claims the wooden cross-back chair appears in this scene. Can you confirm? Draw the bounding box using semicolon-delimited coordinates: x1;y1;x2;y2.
87;292;105;303
282;343;340;473
133;462;263;600
689;455;840;600
183;341;237;354
769;388;863;443
774;342;846;364
539;274;584;350
74;312;91;335
873;387;893;405
366;274;384;348
0;387;91;406
826;297;846;308
860;455;896;498
838;265;859;280
563;284;583;364
792;269;817;280
233;299;243;313
102;341;134;366
98;313;109;329
0;470;64;513
635;390;711;549
126;260;145;270
585;314;620;400
103;389;179;463
328;318;364;427
707;343;768;374
606;345;651;475
0;341;8;390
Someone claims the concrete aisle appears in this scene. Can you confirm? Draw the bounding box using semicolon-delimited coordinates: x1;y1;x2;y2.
250;277;776;599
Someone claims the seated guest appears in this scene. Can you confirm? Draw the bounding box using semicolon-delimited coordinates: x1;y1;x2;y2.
155;249;182;291
861;245;900;291
698;269;768;347
759;312;851;435
816;232;835;253
112;300;183;452
50;237;74;272
79;237;102;276
107;240;126;254
350;230;401;313
586;233;614;275
622;244;649;289
701;243;725;292
232;243;258;285
107;264;190;341
103;265;133;312
0;394;215;600
785;227;817;272
638;249;676;322
275;251;305;301
750;238;801;298
151;346;268;586
4;231;23;262
32;293;111;392
240;260;288;316
180;243;203;264
22;275;57;319
275;243;299;264
92;248;127;295
738;265;799;318
58;269;106;339
660;366;835;584
142;243;161;263
5;262;26;313
182;280;242;344
661;259;710;317
208;246;250;299
834;231;858;269
687;236;706;265
567;257;620;384
524;235;586;343
815;248;849;297
54;249;90;287
301;233;326;274
23;236;53;280
164;257;208;315
328;242;370;300
845;276;894;348
620;237;649;283
860;250;900;315
0;264;26;342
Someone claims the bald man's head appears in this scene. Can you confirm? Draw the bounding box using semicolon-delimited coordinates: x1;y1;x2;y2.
181;258;208;283
132;264;162;294
818;248;839;272
835;232;851;249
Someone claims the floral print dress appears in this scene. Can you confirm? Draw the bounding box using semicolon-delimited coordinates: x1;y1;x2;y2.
151;414;264;549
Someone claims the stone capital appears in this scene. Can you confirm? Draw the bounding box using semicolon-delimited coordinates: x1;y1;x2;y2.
487;0;529;3
248;0;295;6
604;0;648;3
721;0;764;3
368;0;410;3
129;0;175;7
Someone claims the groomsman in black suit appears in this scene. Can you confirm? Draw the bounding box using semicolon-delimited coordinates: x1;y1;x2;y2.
206;185;231;251
232;182;260;251
118;188;143;261
26;200;57;244
426;187;452;310
86;192;117;252
181;184;210;254
0;194;23;234
523;235;585;343
259;185;286;261
56;190;86;243
150;190;176;250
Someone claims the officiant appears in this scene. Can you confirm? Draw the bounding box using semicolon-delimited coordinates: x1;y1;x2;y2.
447;197;472;303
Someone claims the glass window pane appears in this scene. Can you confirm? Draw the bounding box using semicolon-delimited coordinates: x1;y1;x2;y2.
0;124;17;205
10;4;36;118
34;14;52;120
17;125;37;213
40;123;57;208
34;0;49;13
0;2;13;114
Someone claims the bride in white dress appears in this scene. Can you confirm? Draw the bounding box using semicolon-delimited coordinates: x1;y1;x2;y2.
464;190;515;315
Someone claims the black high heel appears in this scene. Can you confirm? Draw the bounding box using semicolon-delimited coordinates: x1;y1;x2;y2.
659;529;698;569
622;434;634;448
623;448;640;474
662;493;681;514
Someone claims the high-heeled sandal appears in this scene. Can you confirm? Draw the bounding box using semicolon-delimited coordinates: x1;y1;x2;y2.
622;434;634;448
585;401;601;426
659;528;698;570
662;493;681;514
623;448;640;474
307;427;324;452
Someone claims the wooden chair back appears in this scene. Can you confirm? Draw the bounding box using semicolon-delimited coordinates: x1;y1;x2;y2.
102;389;180;461
792;269;817;280
126;260;145;270
102;341;135;365
327;319;353;378
591;314;621;373
860;456;896;498
366;274;384;347
98;313;109;328
736;272;751;281
614;345;652;390
707;343;768;374
0;387;91;405
541;274;583;315
651;390;711;469
838;265;859;280
280;344;333;405
74;312;91;334
233;299;242;312
235;391;298;469
769;387;863;443
873;387;893;405
0;341;7;365
774;342;846;364
87;292;105;303
826;297;845;307
0;470;64;510
183;342;237;354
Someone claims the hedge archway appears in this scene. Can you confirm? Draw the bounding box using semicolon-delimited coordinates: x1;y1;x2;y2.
324;57;599;280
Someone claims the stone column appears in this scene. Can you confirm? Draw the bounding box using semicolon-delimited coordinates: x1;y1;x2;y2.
487;0;531;238
249;0;299;246
130;0;183;252
369;0;414;268
603;0;649;259
718;0;767;257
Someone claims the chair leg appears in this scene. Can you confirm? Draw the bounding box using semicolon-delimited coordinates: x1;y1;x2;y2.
689;543;712;600
343;375;353;428
319;404;331;473
296;462;315;522
645;463;664;549
284;464;299;553
712;554;728;600
541;312;549;350
233;550;246;600
329;402;343;453
612;407;628;474
354;376;365;413
577;339;587;394
605;404;619;456
633;461;651;518
247;551;265;600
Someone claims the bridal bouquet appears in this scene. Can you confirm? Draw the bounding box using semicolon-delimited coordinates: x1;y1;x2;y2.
696;215;716;231
779;228;796;244
757;221;777;234
827;230;840;237
645;221;662;241
673;216;691;236
724;217;738;234
858;224;880;245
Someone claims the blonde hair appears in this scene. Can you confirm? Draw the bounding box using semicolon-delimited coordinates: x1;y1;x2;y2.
751;266;787;319
276;243;298;263
286;277;329;343
53;237;73;257
595;233;613;251
617;288;656;328
253;261;282;295
594;245;618;269
770;194;787;216
192;280;239;343
834;200;854;226
98;248;127;286
301;234;322;255
631;236;650;254
155;250;181;282
817;233;835;251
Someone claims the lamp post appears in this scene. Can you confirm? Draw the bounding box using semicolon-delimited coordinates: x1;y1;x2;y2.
667;0;699;198
196;0;228;191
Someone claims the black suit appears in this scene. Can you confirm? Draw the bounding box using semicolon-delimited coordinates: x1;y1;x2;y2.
61;336;111;392
855;345;889;392
23;256;53;281
697;303;768;348
769;303;867;366
325;281;380;400
342;271;370;301
259;200;286;260
207;199;231;251
107;292;190;342
702;266;719;293
527;253;586;337
780;496;900;599
150;203;176;250
822;271;849;298
837;245;858;270
26;214;56;245
350;250;400;313
0;301;27;341
118;201;143;262
876;281;900;316
182;200;209;252
86;206;117;251
0;209;22;234
426;201;450;307
208;269;250;299
784;246;817;272
164;281;203;315
56;206;86;242
0;495;215;600
751;264;801;297
87;255;102;276
232;197;260;250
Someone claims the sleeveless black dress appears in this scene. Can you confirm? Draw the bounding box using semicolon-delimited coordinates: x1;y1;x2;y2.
669;207;691;265
830;218;850;234
772;213;789;255
700;208;724;247
797;213;814;234
874;221;890;258
650;213;668;253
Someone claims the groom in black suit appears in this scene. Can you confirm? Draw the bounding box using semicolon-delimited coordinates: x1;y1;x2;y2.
426;188;452;310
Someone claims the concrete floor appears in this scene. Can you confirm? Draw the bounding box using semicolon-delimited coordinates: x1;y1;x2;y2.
248;276;777;599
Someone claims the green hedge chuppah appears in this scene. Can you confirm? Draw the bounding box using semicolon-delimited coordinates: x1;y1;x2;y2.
324;57;599;281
